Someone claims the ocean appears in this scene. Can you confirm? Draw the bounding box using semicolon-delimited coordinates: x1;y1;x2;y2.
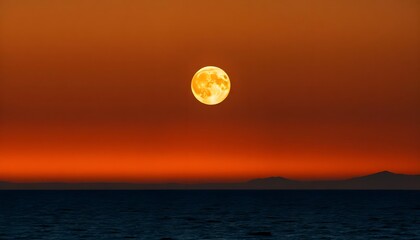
0;190;419;239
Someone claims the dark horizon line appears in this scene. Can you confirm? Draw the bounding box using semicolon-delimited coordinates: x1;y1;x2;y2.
1;170;419;184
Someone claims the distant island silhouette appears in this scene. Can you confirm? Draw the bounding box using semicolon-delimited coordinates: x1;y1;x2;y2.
1;171;419;190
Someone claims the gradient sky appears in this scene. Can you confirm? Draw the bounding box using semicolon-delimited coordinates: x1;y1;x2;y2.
1;0;419;182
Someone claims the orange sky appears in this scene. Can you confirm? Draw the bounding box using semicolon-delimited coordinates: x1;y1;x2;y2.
0;0;419;182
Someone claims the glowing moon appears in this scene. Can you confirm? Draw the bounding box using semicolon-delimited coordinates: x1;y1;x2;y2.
191;66;231;105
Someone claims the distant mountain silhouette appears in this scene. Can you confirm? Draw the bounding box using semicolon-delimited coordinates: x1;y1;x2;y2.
335;171;420;189
246;176;293;188
1;171;419;190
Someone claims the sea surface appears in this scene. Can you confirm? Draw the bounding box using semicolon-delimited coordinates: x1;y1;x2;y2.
0;190;419;239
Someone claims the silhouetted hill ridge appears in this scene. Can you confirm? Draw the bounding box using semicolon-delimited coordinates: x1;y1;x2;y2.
247;176;292;184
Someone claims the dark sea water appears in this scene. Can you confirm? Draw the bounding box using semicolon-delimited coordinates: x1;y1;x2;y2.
0;190;419;240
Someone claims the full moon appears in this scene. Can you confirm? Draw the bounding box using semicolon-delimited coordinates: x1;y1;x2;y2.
191;66;231;105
